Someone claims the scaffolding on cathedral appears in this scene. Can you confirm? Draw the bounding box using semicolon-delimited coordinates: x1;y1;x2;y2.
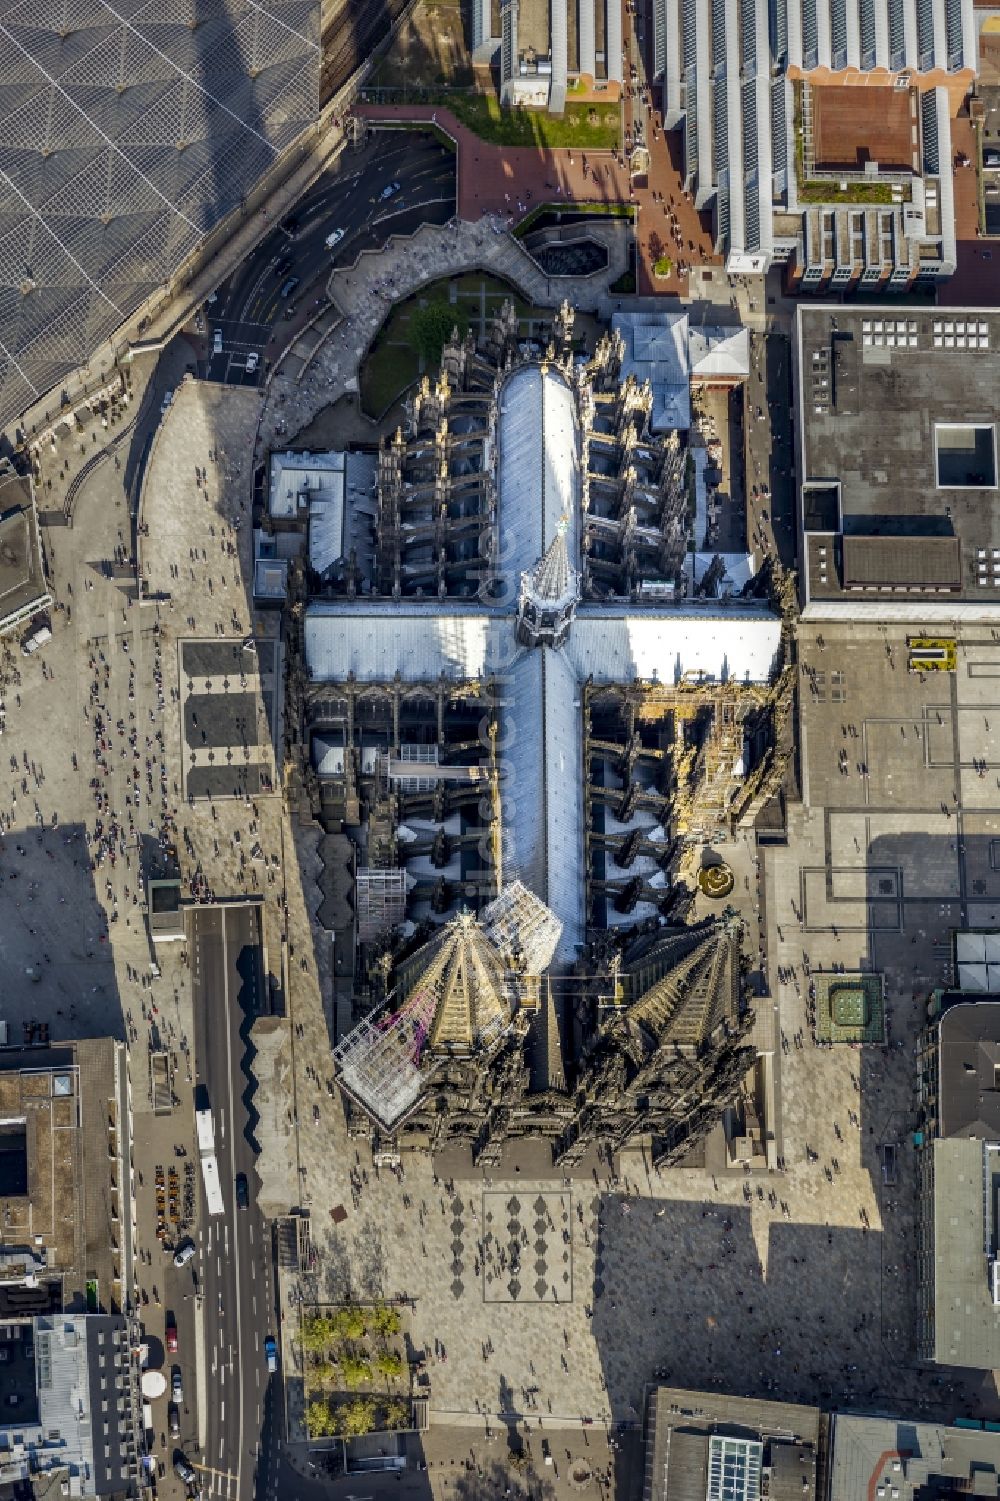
334;889;556;1129
481;881;563;977
356;868;408;942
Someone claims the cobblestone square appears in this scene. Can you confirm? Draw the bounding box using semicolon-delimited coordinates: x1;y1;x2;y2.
481;1191;573;1305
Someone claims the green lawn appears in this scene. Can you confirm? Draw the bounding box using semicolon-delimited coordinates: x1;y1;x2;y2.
360;339;421;420
441;94;620;150
798;179;894;205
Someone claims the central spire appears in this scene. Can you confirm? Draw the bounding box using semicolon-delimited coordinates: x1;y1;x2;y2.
516;512;581;649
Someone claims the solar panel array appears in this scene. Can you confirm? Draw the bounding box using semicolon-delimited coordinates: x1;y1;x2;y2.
0;0;320;429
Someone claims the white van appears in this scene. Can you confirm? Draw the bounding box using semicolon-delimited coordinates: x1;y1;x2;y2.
21;625;52;655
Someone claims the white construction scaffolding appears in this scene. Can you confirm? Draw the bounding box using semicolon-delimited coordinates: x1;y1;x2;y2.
333;986;439;1129
481;880;562;975
356;868;408;942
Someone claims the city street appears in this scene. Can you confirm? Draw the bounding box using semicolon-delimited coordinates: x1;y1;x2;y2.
190;903;279;1501
198;133;456;387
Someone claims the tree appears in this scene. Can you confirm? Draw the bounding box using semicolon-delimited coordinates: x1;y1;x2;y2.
340;1354;373;1388
653;255;674;277
335;1398;376;1438
311;1359;337;1389
408;300;468;366
369;1304;401;1339
306;1398;334;1437
374;1350;403;1382
383;1398;411;1431
331;1306;366;1341
301;1314;333;1356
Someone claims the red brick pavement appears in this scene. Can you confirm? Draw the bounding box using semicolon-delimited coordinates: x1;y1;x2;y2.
358;100;721;297
938;113;1000;306
619;9;722;294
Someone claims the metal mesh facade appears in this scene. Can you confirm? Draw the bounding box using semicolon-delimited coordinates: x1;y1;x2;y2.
0;0;321;429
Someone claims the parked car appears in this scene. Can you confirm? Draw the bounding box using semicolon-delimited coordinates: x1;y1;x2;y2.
235;1172;249;1209
173;1239;196;1269
172;1368;184;1403
165;1315;178;1354
245;352;259;374
169;1404;180;1439
173;1453;195;1484
160;389;173;415
212;328;223;355
264;1335;278;1374
379;181;401;200
325;227;345;249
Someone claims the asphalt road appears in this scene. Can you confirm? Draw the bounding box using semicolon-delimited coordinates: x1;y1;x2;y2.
198;132;456;387
189;903;278;1501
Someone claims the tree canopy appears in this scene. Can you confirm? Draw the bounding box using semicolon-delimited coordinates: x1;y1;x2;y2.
408;300;468;366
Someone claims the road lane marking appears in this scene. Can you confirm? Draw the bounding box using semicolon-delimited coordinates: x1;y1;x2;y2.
220;914;246;1499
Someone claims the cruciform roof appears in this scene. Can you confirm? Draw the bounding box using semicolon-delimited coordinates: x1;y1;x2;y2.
306;361;781;964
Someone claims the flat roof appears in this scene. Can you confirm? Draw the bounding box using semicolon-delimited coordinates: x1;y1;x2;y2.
938;1000;1000;1139
829;1412;1000;1499
647;1388;820;1501
841;533;962;590
931;1138;1000;1368
0;471;49;633
0;1041;127;1313
811;85;917;173
797;306;1000;604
